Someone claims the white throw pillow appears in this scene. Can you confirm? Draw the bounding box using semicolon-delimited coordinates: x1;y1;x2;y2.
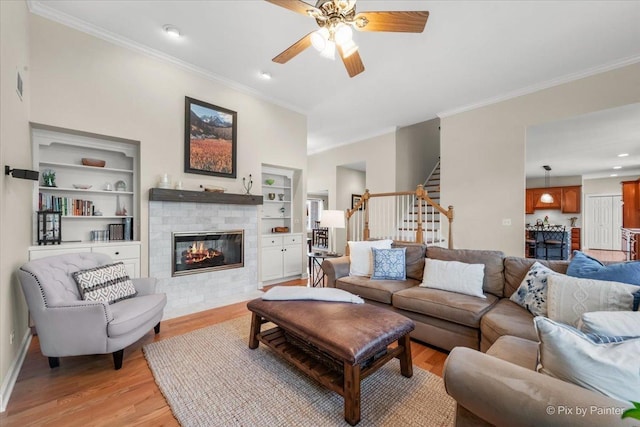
534;316;640;403
419;258;486;299
509;261;558;316
579;311;640;337
348;240;393;277
547;274;640;327
262;286;364;304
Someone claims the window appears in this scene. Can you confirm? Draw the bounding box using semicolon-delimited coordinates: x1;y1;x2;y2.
306;199;324;230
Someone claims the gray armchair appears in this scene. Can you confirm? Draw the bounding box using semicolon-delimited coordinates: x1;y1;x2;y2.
18;252;166;370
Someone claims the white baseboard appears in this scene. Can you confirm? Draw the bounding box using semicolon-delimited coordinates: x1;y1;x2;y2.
0;330;32;412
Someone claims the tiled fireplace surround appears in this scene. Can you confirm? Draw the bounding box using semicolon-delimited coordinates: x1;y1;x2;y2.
149;200;263;319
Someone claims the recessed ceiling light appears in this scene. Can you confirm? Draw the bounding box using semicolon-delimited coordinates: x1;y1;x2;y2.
259;71;272;80
618;153;629;157
613;166;622;170
610;174;618;177
162;24;181;38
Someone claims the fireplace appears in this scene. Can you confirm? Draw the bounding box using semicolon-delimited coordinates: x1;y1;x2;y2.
172;230;244;277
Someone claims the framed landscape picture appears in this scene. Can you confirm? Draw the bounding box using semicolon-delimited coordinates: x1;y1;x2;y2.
184;96;237;178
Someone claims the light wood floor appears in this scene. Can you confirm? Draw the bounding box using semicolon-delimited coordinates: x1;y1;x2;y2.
0;279;448;426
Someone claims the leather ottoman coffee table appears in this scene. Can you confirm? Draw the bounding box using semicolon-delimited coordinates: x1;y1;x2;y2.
247;298;415;425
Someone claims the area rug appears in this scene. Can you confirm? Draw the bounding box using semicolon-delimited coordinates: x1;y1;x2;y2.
143;315;455;426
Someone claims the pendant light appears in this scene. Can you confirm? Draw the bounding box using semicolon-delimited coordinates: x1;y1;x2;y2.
540;165;554;203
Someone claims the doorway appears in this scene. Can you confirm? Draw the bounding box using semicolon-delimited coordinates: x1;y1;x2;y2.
585;194;622;250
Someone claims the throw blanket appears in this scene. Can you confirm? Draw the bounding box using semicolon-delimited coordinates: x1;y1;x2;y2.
262;286;364;304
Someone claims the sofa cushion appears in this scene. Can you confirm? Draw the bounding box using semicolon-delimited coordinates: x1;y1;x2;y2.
335;276;419;304
348;239;393;277
503;257;569;298
420;258;486;299
392;287;498;328
371;247;406;280
547;274;640;327
108;293;167;337
392;241;427;281
567;250;640;286
480;299;537;346
486;335;538;370
535;316;640;403
426;247;505;297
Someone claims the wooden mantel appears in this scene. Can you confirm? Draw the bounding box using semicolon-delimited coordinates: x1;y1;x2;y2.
149;188;263;205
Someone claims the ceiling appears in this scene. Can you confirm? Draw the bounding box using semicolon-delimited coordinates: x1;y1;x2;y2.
29;1;640;155
526;103;640;179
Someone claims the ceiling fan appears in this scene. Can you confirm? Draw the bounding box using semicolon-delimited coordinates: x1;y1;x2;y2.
266;0;429;78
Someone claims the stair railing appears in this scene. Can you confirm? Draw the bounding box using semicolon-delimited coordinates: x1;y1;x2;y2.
423;158;441;187
345;184;454;254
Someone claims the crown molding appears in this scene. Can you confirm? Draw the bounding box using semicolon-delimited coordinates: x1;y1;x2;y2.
308;126;397;156
437;55;640;119
26;0;307;116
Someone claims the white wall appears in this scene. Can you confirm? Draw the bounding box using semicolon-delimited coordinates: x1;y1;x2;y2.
441;63;640;255
395;118;440;191
27;15;308;274
0;0;32;409
308;131;396;209
583;175;639;195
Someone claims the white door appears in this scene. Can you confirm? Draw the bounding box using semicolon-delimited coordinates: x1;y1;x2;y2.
586;195;622;250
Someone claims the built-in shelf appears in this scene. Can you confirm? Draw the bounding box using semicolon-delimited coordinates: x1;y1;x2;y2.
149;188;263;205
39;186;134;195
39;161;133;174
62;215;133;219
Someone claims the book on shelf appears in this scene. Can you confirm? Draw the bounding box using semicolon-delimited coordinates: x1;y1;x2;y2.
38;193;94;216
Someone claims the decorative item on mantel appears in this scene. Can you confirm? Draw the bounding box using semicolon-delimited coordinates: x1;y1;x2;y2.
242;174;253;195
200;184;225;193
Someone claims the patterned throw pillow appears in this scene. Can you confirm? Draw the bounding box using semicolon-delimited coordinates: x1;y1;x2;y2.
509;262;558;316
73;262;137;304
371;247;406;280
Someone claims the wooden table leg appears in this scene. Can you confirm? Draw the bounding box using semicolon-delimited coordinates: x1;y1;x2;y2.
343;362;361;425
248;312;261;349
397;333;413;378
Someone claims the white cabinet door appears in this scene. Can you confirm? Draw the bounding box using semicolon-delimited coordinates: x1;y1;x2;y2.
283;242;302;277
261;245;284;281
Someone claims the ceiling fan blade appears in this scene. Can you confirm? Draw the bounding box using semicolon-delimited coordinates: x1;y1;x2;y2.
272;32;313;64
338;45;365;78
353;11;429;33
265;0;320;17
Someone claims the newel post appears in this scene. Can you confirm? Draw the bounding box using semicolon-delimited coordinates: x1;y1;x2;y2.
415;185;425;244
363;189;370;241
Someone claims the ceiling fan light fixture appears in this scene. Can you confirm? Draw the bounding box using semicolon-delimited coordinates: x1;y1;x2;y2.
320;39;336;60
311;27;330;52
334;23;353;46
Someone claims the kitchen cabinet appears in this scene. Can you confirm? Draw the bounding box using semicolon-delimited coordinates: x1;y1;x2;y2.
532;188;562;210
526;186;581;213
561;186;581;213
261;234;303;282
525;189;535;214
571;228;581;252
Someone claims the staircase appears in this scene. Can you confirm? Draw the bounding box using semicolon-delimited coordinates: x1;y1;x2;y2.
399;160;446;245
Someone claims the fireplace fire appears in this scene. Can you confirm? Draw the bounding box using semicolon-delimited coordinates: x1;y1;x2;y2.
172;230;243;276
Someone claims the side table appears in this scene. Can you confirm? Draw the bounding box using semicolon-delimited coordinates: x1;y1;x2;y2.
308;252;342;287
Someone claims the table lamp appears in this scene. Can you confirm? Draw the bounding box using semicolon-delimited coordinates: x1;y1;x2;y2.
320;210;345;255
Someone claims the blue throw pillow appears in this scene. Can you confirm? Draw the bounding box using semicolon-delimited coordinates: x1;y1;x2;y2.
371;247;406;280
567;251;640;286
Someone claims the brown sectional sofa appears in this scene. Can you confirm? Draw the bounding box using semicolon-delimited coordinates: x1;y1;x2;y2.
322;243;555;351
322;243;633;426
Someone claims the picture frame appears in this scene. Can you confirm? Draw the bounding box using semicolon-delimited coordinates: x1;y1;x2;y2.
184;96;237;178
351;194;363;210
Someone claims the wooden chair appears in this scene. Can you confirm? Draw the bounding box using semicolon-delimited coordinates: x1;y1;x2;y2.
312;227;328;249
525;230;537;258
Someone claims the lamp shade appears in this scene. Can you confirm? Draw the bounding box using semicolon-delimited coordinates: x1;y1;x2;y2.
320;210;345;229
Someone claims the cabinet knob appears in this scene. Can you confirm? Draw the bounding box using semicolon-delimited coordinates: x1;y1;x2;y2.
271;240;275;243
115;251;120;255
